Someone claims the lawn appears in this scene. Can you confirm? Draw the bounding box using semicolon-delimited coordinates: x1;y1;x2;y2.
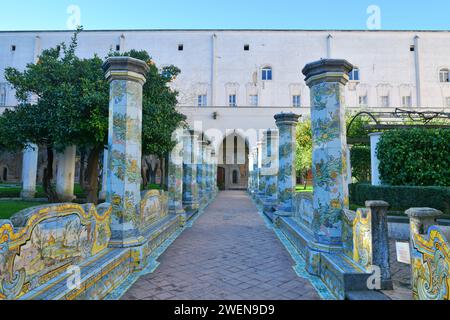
0;183;87;199
295;185;313;193
0;201;47;219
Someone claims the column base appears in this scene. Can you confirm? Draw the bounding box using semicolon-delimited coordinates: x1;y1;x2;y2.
21;190;36;200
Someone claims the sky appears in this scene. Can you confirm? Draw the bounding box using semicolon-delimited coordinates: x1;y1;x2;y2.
0;0;450;31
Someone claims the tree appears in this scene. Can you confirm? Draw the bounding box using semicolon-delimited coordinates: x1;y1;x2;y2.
295;118;312;188
1;28;109;202
110;50;186;189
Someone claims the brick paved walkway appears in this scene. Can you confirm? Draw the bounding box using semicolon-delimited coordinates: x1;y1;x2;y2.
122;191;321;300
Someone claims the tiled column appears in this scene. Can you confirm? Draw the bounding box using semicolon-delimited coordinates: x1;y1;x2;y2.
21;144;39;199
251;147;259;197
205;144;213;197
56;145;76;202
103;56;149;247
211;150;218;195
201;140;208;205
183;130;199;214
303;59;353;246
196;138;205;207
369;132;382;186
263;129;279;212
257;140;265;199
274;113;300;216
168;128;184;215
248;152;254;192
346;144;352;186
99;148;109;200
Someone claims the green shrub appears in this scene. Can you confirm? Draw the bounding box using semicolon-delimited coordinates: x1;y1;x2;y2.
349;183;450;213
350;145;371;183
377;128;450;186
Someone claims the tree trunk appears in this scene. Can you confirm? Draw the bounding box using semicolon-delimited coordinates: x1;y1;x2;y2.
43;146;58;202
141;158;148;189
79;150;86;189
159;156;168;191
85;145;100;204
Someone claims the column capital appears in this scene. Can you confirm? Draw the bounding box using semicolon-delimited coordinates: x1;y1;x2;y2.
405;207;443;219
302;59;353;88
103;56;150;84
274;113;301;127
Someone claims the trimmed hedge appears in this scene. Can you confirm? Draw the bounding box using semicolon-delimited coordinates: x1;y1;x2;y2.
349;183;450;213
350;145;371;182
377;128;450;186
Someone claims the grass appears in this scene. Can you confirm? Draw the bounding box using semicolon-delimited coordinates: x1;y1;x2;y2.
295;185;313;193
0;183;87;199
0;200;47;220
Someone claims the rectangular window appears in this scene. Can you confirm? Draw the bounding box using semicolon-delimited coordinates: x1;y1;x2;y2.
381;95;390;108
178;44;184;51
359;95;368;107
402;96;412;108
349;68;360;81
244;44;250;51
292;95;301;107
229;94;237;107
262;68;272;81
197;95;207;107
249;95;258;107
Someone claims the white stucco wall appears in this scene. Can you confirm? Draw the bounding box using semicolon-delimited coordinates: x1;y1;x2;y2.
1;29;450;150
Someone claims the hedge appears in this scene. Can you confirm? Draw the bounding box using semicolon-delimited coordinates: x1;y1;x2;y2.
349;183;450;213
350;145;371;182
377;128;450;186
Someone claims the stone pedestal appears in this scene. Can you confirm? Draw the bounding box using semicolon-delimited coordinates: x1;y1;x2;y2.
366;200;393;290
274;113;300;216
168;128;184;215
103;56;149;247
56;145;76;202
370;132;382;186
183;131;200;215
21;144;39;199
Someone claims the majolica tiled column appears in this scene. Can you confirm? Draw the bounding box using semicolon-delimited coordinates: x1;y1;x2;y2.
205;144;213;197
251;147;259;197
183;130;199;214
99;148;109;200
103;56;149;247
274;113;300;216
211;150;218;195
370;132;382;186
303;59;353;246
21;144;39;199
248;152;254;192
257;140;265;200
168;128;184;215
201;141;208;204
263;129;279;211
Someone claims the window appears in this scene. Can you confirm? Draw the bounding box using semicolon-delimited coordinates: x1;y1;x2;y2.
381;95;390;108
0;84;6;106
348;68;360;81
115;44;121;51
11;45;16;52
439;68;450;83
178;44;184;51
244;44;250;51
197;95;207;107
232;170;239;184
292;95;301;107
262;67;272;81
249;95;258;107
359;95;368;107
410;45;415;52
402;96;412;108
229;94;237;107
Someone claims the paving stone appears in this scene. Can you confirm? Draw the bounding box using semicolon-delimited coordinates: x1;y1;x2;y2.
122;191;321;300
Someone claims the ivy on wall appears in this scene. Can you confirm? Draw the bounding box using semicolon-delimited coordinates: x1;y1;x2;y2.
377;128;450;186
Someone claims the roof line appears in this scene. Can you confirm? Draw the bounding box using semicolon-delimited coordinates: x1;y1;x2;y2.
0;28;450;33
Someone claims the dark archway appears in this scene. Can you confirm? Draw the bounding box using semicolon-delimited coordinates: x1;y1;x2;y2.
218;132;249;190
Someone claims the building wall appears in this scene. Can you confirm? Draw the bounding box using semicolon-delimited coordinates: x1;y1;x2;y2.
1;29;450;153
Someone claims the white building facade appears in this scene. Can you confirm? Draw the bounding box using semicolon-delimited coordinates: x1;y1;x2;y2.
1;29;449;188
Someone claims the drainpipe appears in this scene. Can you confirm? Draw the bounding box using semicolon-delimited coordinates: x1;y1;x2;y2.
414;35;422;107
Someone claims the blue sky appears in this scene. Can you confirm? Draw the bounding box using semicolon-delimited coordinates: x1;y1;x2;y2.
0;0;449;31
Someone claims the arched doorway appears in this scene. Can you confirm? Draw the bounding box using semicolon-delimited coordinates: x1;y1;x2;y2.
217;132;249;190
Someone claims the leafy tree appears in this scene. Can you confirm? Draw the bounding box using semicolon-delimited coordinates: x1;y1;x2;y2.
1;28;109;202
295;118;312;188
